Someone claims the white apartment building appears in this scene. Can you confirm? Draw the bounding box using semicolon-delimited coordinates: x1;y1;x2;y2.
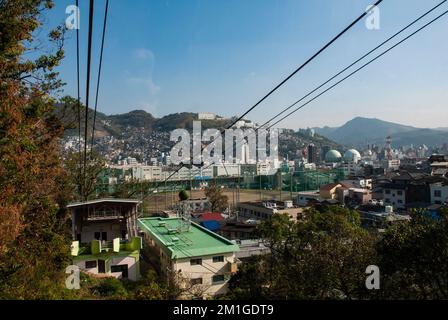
430;182;448;205
138;217;239;299
383;186;406;209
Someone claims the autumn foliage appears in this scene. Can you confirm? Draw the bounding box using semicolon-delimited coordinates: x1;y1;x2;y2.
0;0;72;298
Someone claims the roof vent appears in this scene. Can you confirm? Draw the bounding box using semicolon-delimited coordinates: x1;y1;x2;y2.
167;228;178;234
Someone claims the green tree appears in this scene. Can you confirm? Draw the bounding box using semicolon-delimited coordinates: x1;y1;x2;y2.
205;183;228;212
377;208;448;299
0;0;71;298
64;150;106;201
178;189;189;201
228;207;376;299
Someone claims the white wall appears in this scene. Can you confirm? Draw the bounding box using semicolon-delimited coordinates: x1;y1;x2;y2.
430;183;448;204
110;256;138;281
173;253;236;298
80;222;123;243
383;188;406;209
74;256;138;281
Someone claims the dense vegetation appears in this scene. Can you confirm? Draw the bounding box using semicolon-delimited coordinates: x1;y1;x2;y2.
227;206;448;300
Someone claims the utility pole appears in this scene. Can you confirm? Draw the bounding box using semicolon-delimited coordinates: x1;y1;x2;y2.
165;179;167;210
290;172;293;200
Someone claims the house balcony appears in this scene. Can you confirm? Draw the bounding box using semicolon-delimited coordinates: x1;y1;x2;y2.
86;210;125;221
71;237;142;257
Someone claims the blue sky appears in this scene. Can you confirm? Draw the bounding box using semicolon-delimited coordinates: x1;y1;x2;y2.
45;0;448;129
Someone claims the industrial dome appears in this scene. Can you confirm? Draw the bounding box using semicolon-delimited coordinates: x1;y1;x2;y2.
343;149;361;163
325;150;342;163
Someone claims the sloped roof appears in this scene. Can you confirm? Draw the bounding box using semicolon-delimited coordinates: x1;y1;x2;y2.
320;183;341;191
67;198;141;208
201;212;224;221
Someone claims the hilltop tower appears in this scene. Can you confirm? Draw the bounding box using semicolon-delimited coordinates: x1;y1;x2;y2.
386;136;393;160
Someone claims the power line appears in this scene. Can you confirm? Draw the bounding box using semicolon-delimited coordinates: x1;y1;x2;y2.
259;0;447;129
267;7;448;129
138;1;385;196
90;0;109;156
205;0;448;172
224;0;384;131
83;0;95;201
75;0;82;197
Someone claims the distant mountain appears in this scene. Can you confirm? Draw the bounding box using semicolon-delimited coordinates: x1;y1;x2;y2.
56;106;233;138
314;117;448;147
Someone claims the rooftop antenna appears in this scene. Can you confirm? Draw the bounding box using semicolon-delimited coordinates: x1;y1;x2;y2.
177;201;191;232
386;136;393;160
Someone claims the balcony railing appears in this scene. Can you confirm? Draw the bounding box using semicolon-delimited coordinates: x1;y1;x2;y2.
86;211;124;220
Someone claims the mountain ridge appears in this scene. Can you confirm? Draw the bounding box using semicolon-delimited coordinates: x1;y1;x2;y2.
313;117;448;147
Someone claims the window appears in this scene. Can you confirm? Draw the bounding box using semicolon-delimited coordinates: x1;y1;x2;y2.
111;265;128;278
190;258;202;266
397;190;403;196
385;189;391;195
85;260;97;269
434;190;442;198
213;256;224;263
212;274;225;284
397;200;403;204
190;278;203;285
98;260;106;273
94;232;101;240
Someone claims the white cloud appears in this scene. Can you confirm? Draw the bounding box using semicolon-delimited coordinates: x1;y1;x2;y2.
127;48;160;95
127;75;161;95
133;48;155;61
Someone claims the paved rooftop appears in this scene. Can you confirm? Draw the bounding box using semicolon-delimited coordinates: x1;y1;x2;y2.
138;217;239;259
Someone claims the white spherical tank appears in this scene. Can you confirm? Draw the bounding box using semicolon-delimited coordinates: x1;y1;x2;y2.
343;149;361;163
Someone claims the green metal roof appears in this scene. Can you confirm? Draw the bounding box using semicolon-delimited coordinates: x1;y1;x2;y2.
138;217;239;260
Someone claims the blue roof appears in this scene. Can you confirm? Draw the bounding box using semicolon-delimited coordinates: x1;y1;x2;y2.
201;220;220;231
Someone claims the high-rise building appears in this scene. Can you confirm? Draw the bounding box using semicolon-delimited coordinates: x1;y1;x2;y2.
307;144;318;164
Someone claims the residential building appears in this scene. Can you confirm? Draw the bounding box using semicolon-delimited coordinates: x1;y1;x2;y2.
307;144;318;164
430;182;448;205
340;178;373;189
234;239;270;261
132;165;163;181
181;198;211;213
347;188;373;205
68;199;142;281
236;200;304;221
319;183;342;200
378;171;438;210
138;217;239;299
213;163;241;177
297;191;321;206
382;159;401;172
198;112;216;120
218;220;257;240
